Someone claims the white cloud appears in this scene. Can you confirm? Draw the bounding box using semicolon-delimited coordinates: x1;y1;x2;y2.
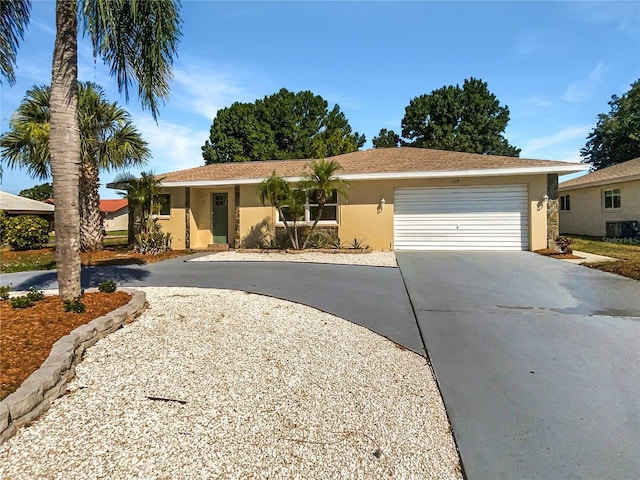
131;115;210;174
564;63;607;102
171;64;252;120
520;125;592;159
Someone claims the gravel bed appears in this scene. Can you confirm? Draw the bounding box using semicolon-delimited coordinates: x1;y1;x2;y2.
0;287;461;479
189;251;398;267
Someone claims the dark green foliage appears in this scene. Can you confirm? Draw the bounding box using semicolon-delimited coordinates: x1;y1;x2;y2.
10;295;33;309
63;297;86;313
0;210;6;242
19;182;53;201
348;238;369;249
401;77;520;156
3;214;49;250
581;80;640;170
202;88;365;164
0;284;11;301
372;129;400;148
98;279;117;293
133;219;172;254
26;286;44;302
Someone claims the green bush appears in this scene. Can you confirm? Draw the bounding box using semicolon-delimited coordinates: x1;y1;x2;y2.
133;230;172;255
26;286;45;302
10;295;34;309
3;215;49;251
0;284;12;301
63;298;86;313
98;280;117;293
0;210;6;243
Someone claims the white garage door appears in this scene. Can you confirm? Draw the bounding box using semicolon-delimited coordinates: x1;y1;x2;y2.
394;185;529;251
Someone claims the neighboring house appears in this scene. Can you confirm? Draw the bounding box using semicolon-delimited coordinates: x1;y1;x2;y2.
0;191;55;230
559;158;640;238
100;199;129;232
109;147;587;251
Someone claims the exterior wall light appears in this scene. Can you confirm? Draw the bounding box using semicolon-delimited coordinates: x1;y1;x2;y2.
542;194;549;204
380;197;385;206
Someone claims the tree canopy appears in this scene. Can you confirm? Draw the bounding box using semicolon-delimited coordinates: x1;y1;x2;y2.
19;182;53;201
400;77;520;157
580;79;640;170
372;128;401;148
202;88;365;164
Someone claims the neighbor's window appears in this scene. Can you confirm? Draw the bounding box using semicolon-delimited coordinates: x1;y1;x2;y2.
278;189;338;223
560;194;570;211
604;189;621;209
158;194;171;216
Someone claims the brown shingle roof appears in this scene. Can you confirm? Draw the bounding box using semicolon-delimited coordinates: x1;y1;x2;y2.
116;148;586;187
559;157;640;190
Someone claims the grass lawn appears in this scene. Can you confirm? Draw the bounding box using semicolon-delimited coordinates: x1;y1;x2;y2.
569;235;640;280
1;241;190;273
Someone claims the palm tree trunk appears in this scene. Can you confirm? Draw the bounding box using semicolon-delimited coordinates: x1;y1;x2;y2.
79;161;104;252
49;0;81;300
302;204;324;249
277;207;298;249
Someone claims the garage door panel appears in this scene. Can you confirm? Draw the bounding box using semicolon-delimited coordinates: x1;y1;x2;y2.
394;185;529;251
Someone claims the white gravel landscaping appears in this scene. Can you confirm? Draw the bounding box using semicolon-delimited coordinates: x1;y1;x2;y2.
0;287;461;479
189;250;398;267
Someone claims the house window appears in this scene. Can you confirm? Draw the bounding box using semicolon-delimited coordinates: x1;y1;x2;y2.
278;189;338;223
560;194;570;211
158;194;171;216
604;189;621;209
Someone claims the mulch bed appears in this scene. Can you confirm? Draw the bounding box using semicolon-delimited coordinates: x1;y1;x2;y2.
534;248;583;259
1;291;131;400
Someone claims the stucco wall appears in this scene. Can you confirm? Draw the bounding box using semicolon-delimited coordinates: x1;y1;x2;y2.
160;174;551;251
103;208;128;231
157;187;186;250
559;180;640;236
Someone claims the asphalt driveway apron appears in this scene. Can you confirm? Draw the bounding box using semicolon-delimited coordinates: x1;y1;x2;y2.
397;251;640;480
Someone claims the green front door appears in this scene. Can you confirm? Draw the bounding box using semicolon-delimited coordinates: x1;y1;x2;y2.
212;193;228;244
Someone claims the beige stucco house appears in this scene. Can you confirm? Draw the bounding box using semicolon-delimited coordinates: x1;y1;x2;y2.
559;157;640;238
100;199;129;232
111;148;587;251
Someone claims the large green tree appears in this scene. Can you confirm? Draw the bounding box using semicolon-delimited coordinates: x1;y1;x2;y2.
372;128;400;148
1;0;180;299
401;77;520;157
1;83;150;252
202;88;365;164
580;80;640;170
19;182;54;201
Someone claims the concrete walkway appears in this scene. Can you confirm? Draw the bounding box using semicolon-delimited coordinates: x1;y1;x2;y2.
564;249;619;264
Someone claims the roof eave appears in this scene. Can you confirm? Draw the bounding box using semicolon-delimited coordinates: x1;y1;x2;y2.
154;165;588;188
559;173;640;191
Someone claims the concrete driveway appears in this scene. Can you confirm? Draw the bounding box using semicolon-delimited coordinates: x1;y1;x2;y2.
397;251;640;480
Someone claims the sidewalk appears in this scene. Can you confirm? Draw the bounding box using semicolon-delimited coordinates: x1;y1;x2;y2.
563;250;619;264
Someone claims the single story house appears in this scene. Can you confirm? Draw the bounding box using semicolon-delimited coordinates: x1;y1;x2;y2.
110;148;587;251
0;191;55;230
100;199;128;232
559;157;640;238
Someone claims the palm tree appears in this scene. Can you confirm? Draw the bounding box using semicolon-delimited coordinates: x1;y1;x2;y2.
300;158;349;249
0;82;150;252
113;171;164;246
258;171;303;249
1;0;181;300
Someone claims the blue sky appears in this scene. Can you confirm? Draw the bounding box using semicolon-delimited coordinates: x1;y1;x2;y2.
1;0;639;199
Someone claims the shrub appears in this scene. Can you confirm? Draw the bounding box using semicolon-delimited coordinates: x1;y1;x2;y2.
10;295;34;309
555;236;574;254
133;219;172;255
3;215;49;251
63;297;86;313
0;210;6;243
0;284;11;301
349;238;369;250
26;286;44;302
98;280;117;293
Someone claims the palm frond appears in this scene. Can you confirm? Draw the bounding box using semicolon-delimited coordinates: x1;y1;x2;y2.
0;0;31;86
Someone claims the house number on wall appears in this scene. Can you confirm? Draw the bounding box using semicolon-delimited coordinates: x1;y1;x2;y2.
451;178;460;184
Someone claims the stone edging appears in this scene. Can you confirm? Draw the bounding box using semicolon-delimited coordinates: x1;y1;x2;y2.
0;288;148;445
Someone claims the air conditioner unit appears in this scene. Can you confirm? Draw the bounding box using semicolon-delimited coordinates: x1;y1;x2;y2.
605;221;639;238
